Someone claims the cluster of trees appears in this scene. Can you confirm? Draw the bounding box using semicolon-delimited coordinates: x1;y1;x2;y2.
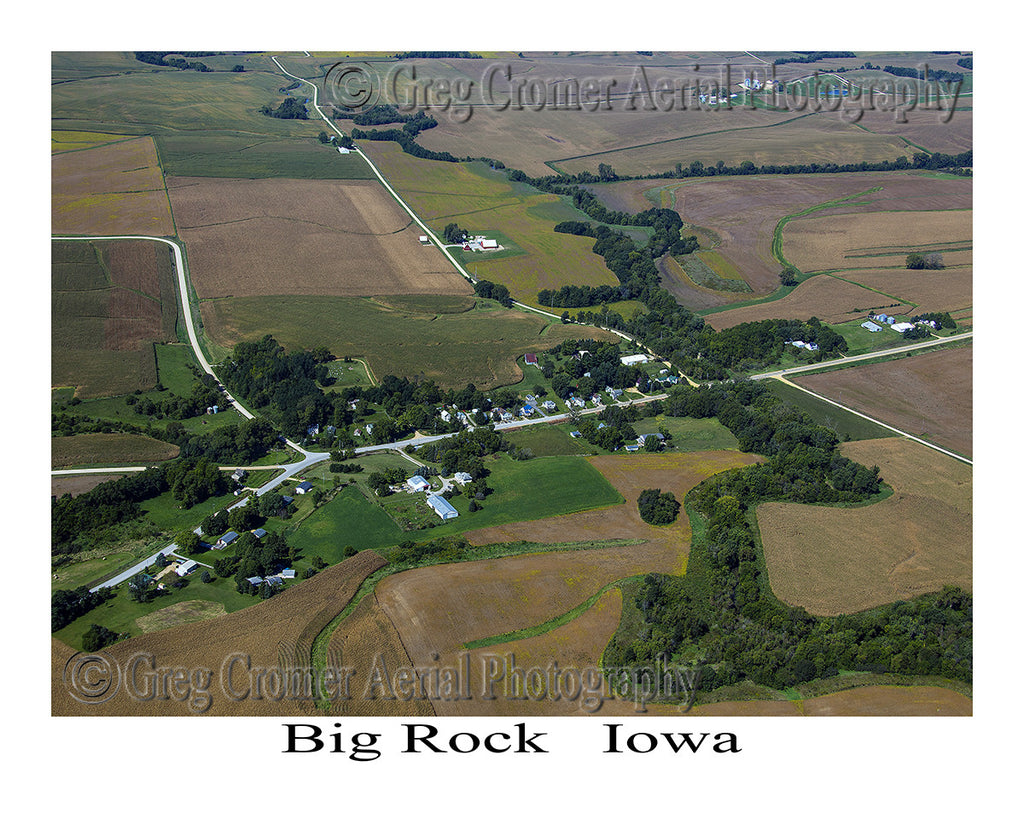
393;51;481;60
573;404;639;450
912;311;956;329
52;468;170;554
219;335;334;439
82;624;122;651
906;252;945;269
368;467;409;496
349;126;458;162
956;56;972;70
52;586;113;631
773;51;857;65
881;64;964;83
389;535;473;564
134;52;217;71
335;104;439;136
126;379;225;420
637;488;681;525
259;97;309;119
537;283;628;309
207;529;293;594
444;223;469;243
472;279;513;307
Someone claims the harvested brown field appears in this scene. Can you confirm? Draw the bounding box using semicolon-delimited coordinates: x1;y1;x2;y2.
799;685;971;716
591;172;971;310
51;550;386;715
784;209;971;273
704;273;901;330
166;177;471;299
51;473;121;497
451;588;624;717
51;433;180;469
833;266;972;317
51;136;175;235
325;594;437;717
756;437;971;617
793;345;973;457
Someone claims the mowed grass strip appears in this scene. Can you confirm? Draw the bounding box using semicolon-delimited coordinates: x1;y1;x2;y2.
201;294;618;390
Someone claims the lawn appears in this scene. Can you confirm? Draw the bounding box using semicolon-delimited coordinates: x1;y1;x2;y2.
632;415;741;452
501;424;600;457
287;485;406;564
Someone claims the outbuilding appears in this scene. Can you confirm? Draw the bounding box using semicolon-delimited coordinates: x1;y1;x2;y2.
175;559;198;577
427;494;459;520
407;475;430;492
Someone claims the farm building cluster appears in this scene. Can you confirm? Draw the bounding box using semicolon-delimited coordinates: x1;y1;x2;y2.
862;314;941;334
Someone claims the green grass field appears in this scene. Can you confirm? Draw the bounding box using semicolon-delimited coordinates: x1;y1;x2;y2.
500;424;600;456
632;415;742;452
291;453;624;559
764;379;899;442
155;133;376;179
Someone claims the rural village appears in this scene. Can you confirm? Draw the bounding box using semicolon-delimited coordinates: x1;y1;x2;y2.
51;50;972;727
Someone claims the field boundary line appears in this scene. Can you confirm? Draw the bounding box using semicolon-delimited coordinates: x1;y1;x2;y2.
770;374;972;465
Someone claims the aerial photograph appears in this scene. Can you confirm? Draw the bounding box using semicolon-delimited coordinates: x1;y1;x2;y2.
50;48;974;735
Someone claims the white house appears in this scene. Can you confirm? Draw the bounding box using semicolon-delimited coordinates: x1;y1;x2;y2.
295;481;314;495
418;235;430;244
453;472;473;485
620;354;649;366
892;322;915;333
175;559;198;577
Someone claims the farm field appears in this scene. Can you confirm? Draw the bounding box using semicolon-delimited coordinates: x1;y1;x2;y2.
52;239;178;398
154;133;376;179
51;136;175;235
360;142;619;306
201;294;617;389
590;171;972;310
51;550;387;715
792;345;973;457
166;176;469;300
553;111;915;178
783;209;971;273
756;437;971;617
51;433;180;469
703;274;905;330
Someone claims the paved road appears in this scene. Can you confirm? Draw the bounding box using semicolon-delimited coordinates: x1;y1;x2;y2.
750;332;973;380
